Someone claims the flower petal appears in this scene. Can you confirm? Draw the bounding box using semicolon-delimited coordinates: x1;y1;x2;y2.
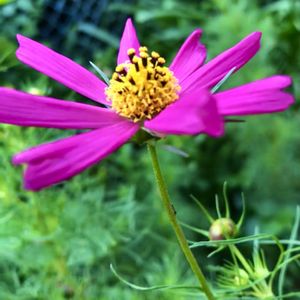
181;32;262;93
13;121;139;190
0;88;125;129
16;34;109;105
215;75;294;116
170;29;206;83
144;88;224;137
117;18;140;65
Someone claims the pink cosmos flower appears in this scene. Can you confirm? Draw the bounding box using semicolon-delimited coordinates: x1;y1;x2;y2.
0;19;293;190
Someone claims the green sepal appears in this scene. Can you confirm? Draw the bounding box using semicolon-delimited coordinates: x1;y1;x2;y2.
131;129;160;145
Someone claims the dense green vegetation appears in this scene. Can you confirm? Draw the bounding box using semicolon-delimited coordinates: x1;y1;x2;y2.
0;0;299;299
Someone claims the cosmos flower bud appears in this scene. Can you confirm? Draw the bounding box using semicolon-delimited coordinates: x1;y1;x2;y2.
253;251;270;280
209;218;236;240
218;265;250;289
233;268;249;287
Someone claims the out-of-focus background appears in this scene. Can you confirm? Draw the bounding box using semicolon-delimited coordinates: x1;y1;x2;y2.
0;0;299;299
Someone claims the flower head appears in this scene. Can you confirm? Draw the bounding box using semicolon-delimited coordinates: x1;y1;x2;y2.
106;47;180;122
0;19;293;190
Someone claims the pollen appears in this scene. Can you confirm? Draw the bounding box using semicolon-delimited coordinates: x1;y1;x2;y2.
105;47;180;122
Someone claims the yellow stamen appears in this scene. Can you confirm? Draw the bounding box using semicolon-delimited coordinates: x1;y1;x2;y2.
105;47;180;122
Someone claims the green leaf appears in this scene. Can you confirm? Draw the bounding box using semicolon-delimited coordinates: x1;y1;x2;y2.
278;206;300;298
77;22;119;48
211;67;236;93
0;0;13;5
190;195;214;224
110;264;201;292
189;233;272;249
89;61;110;85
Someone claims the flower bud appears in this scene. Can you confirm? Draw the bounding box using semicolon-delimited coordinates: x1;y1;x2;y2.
218;266;249;289
209;218;236;240
253;251;270;280
233;268;249;287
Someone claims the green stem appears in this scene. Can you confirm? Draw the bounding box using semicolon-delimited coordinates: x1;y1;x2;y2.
147;143;215;300
230;245;253;275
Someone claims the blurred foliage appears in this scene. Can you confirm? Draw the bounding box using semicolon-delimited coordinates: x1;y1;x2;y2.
0;0;299;299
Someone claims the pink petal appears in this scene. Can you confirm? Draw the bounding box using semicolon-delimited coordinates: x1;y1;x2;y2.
215;75;294;116
0;88;124;129
13;121;139;190
144;89;224;137
16;34;110;105
170;29;206;83
181;32;262;93
117;18;141;65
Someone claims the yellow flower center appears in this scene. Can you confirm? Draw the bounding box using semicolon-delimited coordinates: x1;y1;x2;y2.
105;47;180;122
